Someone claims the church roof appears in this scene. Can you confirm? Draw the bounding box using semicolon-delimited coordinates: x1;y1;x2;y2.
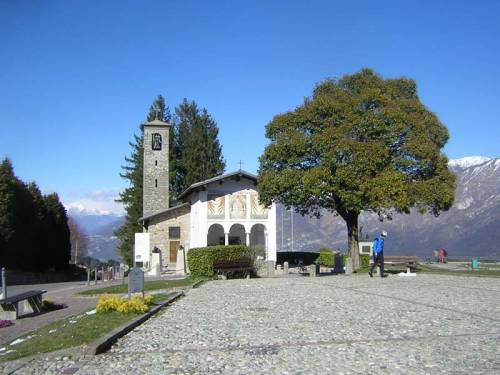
177;170;257;200
143;119;171;126
139;202;190;223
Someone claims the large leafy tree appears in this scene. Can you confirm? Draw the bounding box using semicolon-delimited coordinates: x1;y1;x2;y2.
258;69;456;269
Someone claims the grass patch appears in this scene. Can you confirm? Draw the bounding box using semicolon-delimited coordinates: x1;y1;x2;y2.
150;293;174;304
78;276;202;296
0;292;180;362
417;264;500;278
0;311;136;362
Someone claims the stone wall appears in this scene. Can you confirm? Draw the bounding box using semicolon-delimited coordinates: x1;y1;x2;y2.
147;204;191;267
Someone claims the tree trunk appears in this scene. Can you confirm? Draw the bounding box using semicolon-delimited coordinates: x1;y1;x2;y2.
345;211;360;271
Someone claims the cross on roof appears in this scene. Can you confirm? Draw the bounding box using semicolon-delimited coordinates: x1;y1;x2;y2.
238;160;244;170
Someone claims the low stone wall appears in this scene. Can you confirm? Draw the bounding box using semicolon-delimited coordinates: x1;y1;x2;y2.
5;269;86;285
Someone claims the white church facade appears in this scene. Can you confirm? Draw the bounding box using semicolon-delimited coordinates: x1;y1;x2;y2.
135;119;277;273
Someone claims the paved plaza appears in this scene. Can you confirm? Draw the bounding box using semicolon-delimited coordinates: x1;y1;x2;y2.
2;274;500;374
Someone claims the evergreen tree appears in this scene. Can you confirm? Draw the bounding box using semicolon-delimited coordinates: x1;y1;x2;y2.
26;182;47;270
0;158;18;267
173;99;225;197
116;95;171;265
44;193;71;271
116;96;225;265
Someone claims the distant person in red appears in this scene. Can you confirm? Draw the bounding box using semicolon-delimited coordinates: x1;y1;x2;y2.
439;248;448;263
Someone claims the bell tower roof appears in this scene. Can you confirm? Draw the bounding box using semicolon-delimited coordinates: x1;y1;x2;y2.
143;119;171;127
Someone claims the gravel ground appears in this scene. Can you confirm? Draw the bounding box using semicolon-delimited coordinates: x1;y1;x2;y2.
2;274;499;374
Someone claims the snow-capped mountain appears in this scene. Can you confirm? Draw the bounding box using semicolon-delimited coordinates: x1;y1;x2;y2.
448;156;492;170
67;208;124;261
278;156;500;260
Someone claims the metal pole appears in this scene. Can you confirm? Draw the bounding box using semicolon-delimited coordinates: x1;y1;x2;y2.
281;206;284;250
86;267;90;286
291;205;294;252
94;268;98;285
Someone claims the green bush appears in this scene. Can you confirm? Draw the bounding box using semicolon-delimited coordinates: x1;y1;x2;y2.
360;254;370;270
317;251;334;267
187;245;254;277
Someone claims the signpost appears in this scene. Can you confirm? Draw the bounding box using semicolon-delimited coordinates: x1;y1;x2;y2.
128;267;144;298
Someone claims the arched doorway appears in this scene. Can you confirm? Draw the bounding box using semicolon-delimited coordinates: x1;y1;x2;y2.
229;224;245;245
207;224;225;246
250;224;266;258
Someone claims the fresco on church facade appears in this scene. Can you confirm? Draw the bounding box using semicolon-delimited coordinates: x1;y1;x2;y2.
229;193;247;219
250;193;268;219
207;194;225;219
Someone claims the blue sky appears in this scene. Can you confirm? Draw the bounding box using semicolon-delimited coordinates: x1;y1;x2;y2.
1;1;499;213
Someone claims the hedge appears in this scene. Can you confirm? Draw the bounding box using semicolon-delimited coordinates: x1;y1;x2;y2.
317;251;334;267
187;245;254;277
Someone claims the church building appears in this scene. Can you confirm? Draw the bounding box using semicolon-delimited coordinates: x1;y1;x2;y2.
135;119;277;272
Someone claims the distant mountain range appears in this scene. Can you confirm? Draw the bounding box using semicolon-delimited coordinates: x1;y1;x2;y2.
68;156;500;261
277;156;500;260
68;209;124;261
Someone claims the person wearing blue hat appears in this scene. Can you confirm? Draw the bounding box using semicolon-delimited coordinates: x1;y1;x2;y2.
369;230;387;278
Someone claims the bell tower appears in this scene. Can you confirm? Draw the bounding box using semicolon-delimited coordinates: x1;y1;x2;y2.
142;119;170;218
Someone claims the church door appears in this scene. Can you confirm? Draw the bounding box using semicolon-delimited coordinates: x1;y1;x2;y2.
169;241;179;263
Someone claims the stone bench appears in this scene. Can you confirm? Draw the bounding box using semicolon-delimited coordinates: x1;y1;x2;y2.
0;290;46;320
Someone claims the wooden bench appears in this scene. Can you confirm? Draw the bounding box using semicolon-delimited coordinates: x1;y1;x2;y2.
0;290;46;320
213;259;253;279
383;256;419;273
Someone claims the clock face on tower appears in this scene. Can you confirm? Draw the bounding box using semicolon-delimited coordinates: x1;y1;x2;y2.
152;133;162;150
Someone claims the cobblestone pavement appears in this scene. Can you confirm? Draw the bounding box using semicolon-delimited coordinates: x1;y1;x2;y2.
2;274;500;374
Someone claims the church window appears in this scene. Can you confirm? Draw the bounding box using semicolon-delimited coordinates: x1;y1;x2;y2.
155;179;158;187
169;227;180;239
155;160;158;166
152;133;162;150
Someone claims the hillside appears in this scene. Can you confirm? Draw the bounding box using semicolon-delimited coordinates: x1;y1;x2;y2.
277;157;500;260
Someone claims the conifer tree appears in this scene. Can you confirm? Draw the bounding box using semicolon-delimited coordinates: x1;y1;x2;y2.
116;96;225;265
0;158;71;271
0;158;18;266
44;193;71;271
116;95;171;265
173;99;225;197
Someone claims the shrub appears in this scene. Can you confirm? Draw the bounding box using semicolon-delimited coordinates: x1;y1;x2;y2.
116;296;149;314
316;251;334;267
96;294;154;314
360;254;370;270
187;245;254;277
96;294;123;313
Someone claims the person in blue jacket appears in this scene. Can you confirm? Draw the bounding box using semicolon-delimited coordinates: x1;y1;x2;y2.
369;230;387;278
